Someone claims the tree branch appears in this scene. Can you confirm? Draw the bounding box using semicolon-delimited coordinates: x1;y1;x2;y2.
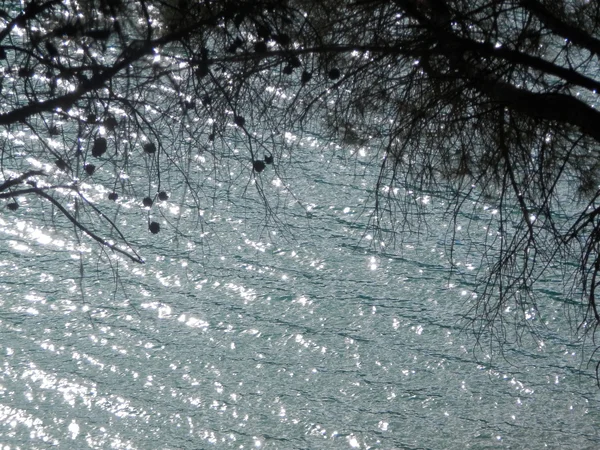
521;0;600;57
0;170;44;192
481;80;600;144
34;189;145;264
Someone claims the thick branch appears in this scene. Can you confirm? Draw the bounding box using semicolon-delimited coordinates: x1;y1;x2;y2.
482;80;600;144
521;0;600;57
450;35;600;94
0;170;44;192
0;16;220;126
0;0;63;42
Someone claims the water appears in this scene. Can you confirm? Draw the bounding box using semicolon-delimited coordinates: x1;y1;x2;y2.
0;141;599;449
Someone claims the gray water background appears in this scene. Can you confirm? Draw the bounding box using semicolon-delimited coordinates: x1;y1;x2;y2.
0;136;599;449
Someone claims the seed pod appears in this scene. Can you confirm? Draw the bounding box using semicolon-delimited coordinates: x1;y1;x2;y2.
234;115;245;127
45;41;59;58
275;34;290;46
253;160;266;173
104;116;118;131
108;192;118;201
196;61;210;78
92;137;107;157
55;23;80;38
301;70;312;85
254;41;268;53
7;202;18;211
158;191;169;201
143;197;154;207
18;67;34;78
55;159;68;171
149;221;160;234
256;24;271;40
328;68;341;80
143;142;157;154
85;164;96;175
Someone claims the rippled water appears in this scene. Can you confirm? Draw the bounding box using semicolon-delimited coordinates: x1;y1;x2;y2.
0;141;599;449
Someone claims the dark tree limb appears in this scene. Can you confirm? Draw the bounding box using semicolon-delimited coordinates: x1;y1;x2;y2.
521;0;600;57
0;170;45;192
34;189;145;264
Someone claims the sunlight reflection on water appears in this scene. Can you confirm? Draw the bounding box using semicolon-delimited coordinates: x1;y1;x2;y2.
0;135;598;449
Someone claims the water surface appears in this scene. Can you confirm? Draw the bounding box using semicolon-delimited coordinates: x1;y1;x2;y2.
0;141;598;449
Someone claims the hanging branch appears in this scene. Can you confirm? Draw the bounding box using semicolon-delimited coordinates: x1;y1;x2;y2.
34;189;145;264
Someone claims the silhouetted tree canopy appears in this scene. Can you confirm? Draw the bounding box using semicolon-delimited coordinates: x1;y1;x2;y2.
2;0;600;372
